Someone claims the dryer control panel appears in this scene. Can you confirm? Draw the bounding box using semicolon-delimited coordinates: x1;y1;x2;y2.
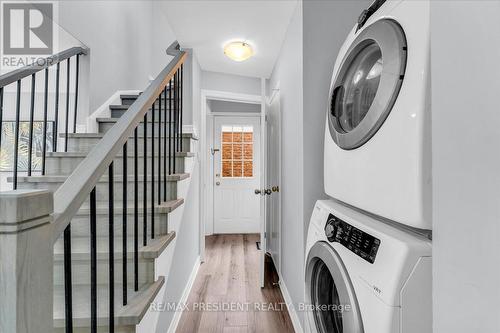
325;214;381;264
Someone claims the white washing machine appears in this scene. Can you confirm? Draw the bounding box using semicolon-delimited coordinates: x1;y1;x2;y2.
324;0;431;230
305;200;431;333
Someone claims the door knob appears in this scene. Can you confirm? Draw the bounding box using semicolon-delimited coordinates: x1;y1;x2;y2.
264;189;272;195
216;181;221;186
272;186;280;192
255;189;262;195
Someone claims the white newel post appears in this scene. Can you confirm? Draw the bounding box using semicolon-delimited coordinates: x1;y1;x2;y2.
0;190;54;333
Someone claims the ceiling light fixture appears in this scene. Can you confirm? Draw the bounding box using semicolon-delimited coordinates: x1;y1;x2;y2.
224;41;254;62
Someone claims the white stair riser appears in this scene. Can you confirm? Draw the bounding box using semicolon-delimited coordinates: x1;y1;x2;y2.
45;155;186;176
110;106;171;118
121;95;176;106
16;180;179;203
53;258;154;287
99;121;174;135
54;326;134;333
66;136;193;154
121;92;174;108
62;213;168;238
99;124;177;137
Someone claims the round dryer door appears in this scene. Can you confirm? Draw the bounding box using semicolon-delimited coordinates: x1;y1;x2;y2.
328;19;407;150
305;242;364;333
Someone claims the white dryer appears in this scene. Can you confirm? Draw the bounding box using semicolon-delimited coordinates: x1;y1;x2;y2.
324;0;431;230
305;200;431;333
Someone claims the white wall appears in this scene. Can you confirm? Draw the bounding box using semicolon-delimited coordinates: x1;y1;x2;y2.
208;100;260;113
431;2;500;332
56;0;176;113
268;1;304;325
0;1;179;191
202;70;261;96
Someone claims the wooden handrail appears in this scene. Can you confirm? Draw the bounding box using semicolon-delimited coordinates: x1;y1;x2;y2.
51;41;187;242
0;47;88;88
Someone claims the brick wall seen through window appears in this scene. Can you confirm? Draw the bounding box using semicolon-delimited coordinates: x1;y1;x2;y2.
221;125;253;178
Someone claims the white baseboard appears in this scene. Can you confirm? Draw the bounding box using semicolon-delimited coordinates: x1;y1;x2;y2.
278;271;304;333
167;256;201;333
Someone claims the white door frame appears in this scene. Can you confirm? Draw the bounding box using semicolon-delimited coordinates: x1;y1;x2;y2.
266;84;282;274
200;89;262;262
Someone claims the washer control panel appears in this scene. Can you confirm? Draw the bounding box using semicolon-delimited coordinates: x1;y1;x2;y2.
324;213;381;263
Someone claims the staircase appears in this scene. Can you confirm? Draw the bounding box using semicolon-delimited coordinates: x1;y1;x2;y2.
12;92;195;332
0;42;195;333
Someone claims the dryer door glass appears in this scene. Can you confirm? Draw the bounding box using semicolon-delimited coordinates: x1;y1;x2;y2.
328;19;407;150
334;42;382;133
311;260;344;332
305;242;364;333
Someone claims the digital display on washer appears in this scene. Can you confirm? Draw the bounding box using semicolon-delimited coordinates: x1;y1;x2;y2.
324;214;381;263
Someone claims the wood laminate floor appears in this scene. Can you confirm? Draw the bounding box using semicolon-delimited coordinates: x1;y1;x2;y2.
176;234;295;333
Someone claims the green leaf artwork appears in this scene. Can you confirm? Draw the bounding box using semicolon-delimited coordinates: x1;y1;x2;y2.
0;121;54;172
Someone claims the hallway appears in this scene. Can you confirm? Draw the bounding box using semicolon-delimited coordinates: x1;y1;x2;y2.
176;234;295;333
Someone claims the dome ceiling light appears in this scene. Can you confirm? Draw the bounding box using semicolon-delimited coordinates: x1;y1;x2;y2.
223;41;254;62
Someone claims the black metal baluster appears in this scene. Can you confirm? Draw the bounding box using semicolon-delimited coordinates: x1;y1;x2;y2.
134;127;139;291
175;69;181;152
180;64;183;152
42;68;49;175
151;102;155;239
173;72;177;174
13;80;21;190
73;54;80;133
168;79;173;176
163;87;167;200
0;87;4;159
158;94;162;205
90;188;97;333
143;114;148;246
54;63;61;151
122;143;128;306
64;58;71;152
63;224;73;333
27;74;36;176
108;162;115;332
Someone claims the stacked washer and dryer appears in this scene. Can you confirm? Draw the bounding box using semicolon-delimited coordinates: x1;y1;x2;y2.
305;0;432;332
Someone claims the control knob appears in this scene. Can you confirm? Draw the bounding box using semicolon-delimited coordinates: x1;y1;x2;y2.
325;218;338;242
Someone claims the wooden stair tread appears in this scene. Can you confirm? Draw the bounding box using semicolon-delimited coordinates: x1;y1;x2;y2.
61;132;199;140
156;198;184;213
120;93;141;99
53;232;176;261
97;117;172;123
120;91;174;100
46;151;194;158
11;173;190;183
69;198;185;216
53;276;165;327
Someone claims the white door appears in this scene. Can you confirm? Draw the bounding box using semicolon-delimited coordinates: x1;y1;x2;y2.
266;90;281;273
214;116;261;233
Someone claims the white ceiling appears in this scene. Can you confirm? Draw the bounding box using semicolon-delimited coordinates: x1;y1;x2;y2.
161;0;298;79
